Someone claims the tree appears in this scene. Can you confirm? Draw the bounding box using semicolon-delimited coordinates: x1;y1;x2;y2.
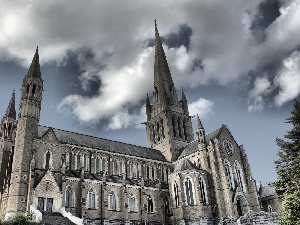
274;99;300;225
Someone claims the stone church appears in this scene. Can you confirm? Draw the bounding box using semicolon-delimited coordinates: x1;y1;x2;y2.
0;23;263;224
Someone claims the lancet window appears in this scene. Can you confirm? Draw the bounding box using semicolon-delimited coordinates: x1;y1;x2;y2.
184;177;195;205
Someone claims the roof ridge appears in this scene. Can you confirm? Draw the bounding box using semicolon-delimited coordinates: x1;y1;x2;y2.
205;126;222;137
38;125;160;152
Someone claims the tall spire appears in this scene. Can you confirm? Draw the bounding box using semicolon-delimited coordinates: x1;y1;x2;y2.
26;46;41;78
4;91;16;119
154;20;177;105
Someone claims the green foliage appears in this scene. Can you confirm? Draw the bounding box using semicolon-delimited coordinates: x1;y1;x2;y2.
9;213;32;225
274;99;300;224
280;191;300;225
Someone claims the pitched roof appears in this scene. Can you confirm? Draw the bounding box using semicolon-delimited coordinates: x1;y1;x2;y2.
37;125;167;162
174;158;199;172
177;127;222;160
260;184;276;198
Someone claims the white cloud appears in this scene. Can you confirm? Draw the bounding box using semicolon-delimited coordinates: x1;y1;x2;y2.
188;98;214;119
274;50;300;107
1;0;300;125
107;105;146;130
248;96;265;112
247;77;272;112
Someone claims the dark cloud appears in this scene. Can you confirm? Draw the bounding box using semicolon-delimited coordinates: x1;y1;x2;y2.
146;24;192;50
251;0;281;42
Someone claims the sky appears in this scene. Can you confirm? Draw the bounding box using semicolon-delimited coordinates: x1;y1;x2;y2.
0;0;300;185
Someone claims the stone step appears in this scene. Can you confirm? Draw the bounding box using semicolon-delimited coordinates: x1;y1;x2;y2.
41;212;77;225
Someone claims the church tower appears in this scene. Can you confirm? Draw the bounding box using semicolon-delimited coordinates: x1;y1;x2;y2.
6;47;43;213
146;21;194;162
0;92;17;197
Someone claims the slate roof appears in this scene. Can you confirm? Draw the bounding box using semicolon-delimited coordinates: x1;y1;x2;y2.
37;125;167;162
177;127;221;160
260;184;276;198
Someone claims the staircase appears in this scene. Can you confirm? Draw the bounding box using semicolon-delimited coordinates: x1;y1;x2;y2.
41;212;77;225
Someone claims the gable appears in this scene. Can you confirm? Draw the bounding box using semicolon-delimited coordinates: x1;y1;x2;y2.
33;170;61;196
39;127;58;143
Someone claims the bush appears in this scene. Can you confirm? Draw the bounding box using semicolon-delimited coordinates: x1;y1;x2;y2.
9;213;32;225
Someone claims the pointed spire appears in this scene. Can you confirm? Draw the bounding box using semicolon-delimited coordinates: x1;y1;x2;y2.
196;114;203;130
26;46;41;78
181;88;187;101
154;20;176;105
146;93;150;105
4;91;16;119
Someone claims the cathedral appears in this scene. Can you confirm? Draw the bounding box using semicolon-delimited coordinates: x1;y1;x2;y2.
0;23;264;225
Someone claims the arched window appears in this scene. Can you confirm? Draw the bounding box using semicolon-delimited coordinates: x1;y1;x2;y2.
95;157;100;173
7;124;11;137
152;167;155;180
237;199;243;217
112;160;118;175
268;205;273;212
131;164;137;178
76;154;81;170
161;168;165;182
102;158;106;172
224;159;234;190
119;161;123;175
65;153;70;168
199;176;208;205
183;120;187;140
174;182;179;207
32;84;36;97
172;117;177;137
147;196;154;213
234;161;246;192
129;196;136;212
65;187;73;207
26;84;30;98
184;177;195;205
157;123;160;142
164;198;170;214
88;190;96;209
177;119;182;138
160;119;165;139
109;192;117;210
84;155;89;172
3;123;7;137
45;151;51;170
146;166;150;180
137;164;141;178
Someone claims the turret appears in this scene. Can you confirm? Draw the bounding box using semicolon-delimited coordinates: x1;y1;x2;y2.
196;114;205;143
0;92;17;195
6;47;43;214
0;92;17;139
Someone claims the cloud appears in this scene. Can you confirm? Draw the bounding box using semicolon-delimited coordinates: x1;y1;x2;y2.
107;105;146;130
188;98;214;119
1;0;300;125
248;77;272;112
274;50;300;106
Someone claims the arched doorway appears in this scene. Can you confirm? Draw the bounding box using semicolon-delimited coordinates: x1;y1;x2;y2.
235;195;249;217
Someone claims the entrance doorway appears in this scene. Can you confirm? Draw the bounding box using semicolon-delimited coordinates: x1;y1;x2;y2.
37;197;54;212
237;199;243;217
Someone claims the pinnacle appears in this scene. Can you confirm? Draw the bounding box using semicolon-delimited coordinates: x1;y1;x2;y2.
26;47;41;78
196;114;204;130
4;91;16;119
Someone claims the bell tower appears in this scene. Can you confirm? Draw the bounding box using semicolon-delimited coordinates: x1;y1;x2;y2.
146;21;194;162
6;47;43;213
